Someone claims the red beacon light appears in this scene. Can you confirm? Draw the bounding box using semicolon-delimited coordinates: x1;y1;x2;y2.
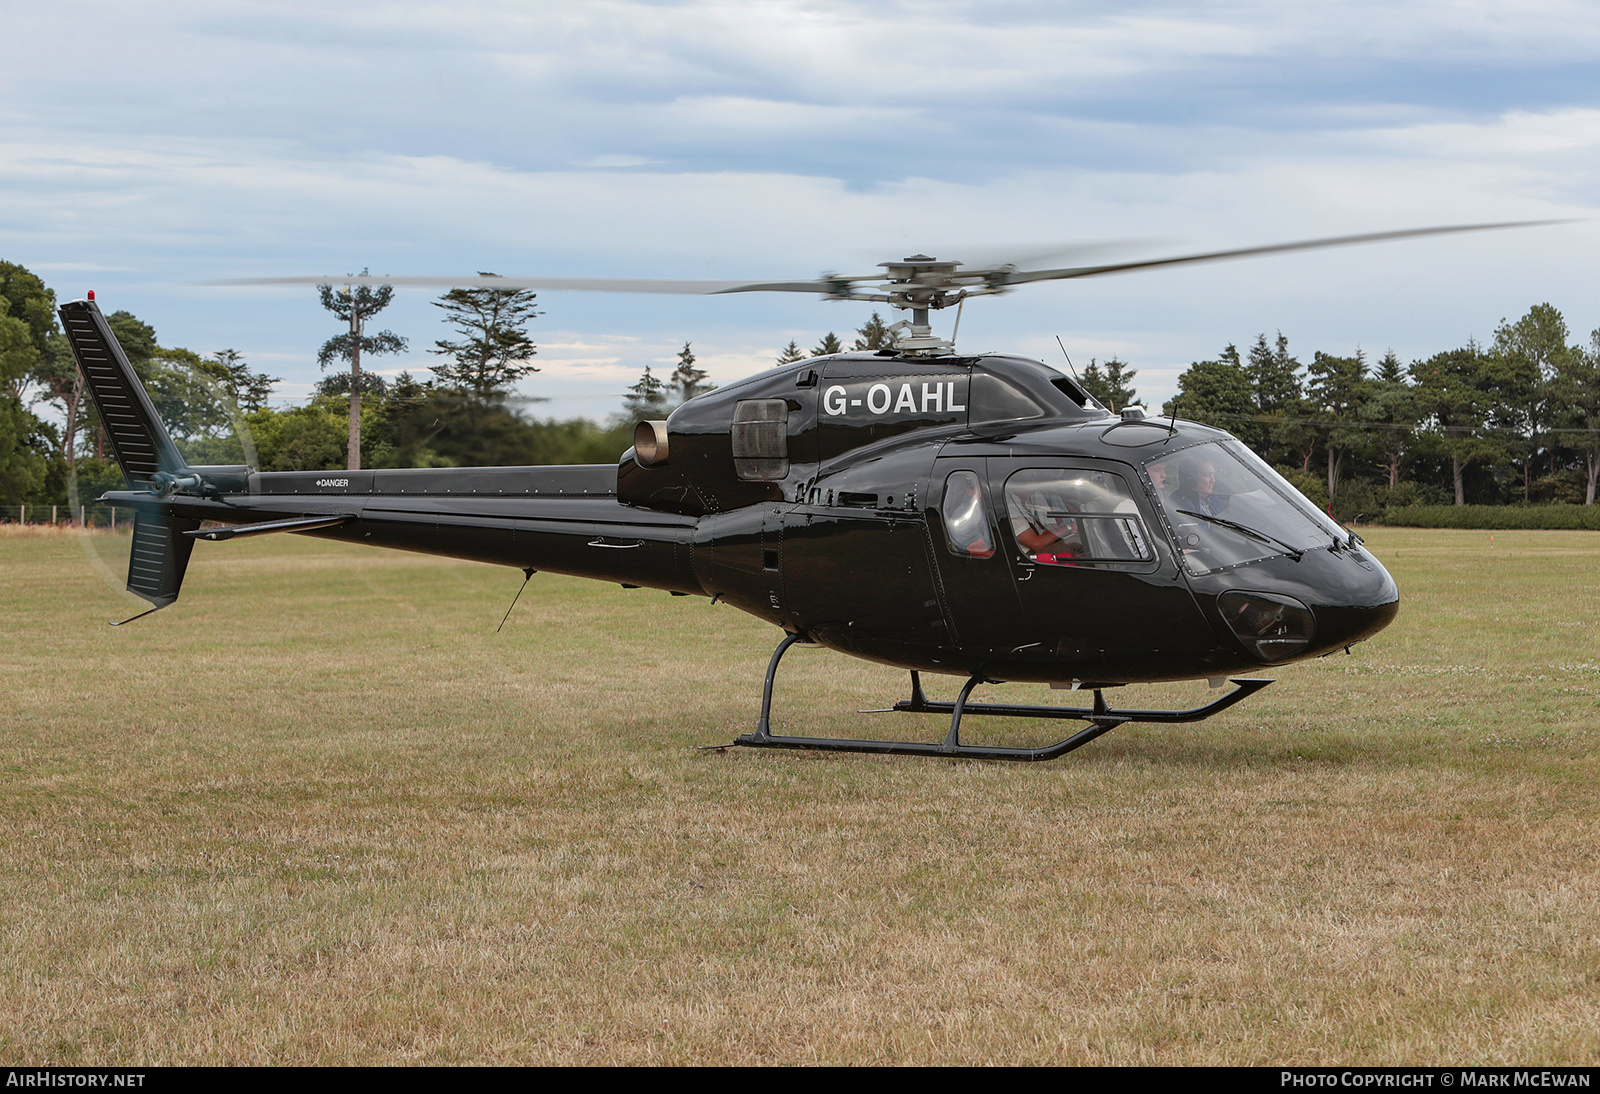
87;290;95;301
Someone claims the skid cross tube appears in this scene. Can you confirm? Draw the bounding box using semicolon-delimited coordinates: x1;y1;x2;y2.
728;634;1273;762
893;673;1273;724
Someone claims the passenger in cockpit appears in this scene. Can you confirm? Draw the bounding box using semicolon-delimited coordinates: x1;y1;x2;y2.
1171;457;1226;518
1016;489;1084;560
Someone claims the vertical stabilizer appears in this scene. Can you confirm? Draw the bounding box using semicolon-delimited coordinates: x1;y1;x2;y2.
127;511;201;609
58;298;186;490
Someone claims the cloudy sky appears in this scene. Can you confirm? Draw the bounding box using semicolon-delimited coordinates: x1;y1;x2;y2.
4;0;1598;419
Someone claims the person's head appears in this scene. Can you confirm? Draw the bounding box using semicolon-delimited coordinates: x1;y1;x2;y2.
1180;458;1216;495
1148;460;1168;490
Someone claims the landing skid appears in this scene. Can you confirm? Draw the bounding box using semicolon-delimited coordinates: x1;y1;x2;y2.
717;633;1273;762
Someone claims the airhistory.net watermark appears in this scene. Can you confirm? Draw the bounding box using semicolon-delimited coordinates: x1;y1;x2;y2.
5;1074;145;1088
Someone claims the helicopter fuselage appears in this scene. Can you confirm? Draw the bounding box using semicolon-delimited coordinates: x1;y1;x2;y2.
109;350;1399;687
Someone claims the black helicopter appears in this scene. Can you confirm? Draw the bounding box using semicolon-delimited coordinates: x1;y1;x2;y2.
62;224;1543;760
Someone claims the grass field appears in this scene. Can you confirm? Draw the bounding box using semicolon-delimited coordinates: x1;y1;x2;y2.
1;525;1597;1065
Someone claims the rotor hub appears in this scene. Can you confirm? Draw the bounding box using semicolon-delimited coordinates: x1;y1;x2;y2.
864;255;1012;355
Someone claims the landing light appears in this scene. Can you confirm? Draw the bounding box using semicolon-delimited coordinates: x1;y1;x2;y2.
1219;591;1315;662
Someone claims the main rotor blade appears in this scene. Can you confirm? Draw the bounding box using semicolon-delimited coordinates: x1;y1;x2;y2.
203;273;843;295
204;219;1571;298
1005;220;1573;285
911;239;1158;272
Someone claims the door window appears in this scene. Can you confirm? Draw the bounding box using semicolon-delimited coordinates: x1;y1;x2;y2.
1002;469;1152;564
939;470;994;558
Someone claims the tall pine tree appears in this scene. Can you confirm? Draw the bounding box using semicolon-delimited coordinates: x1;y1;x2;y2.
429;273;541;401
1079;357;1139;410
1490;303;1573;501
670;341;710;402
1306;349;1369;503
853;312;892;351
623;364;668;419
318;273;407;471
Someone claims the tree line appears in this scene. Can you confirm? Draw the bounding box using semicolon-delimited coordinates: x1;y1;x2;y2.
1144;306;1600;514
3;256;1598;515
0;262;647;507
776;308;1600;514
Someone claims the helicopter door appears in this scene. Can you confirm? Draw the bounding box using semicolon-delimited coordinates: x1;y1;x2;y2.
989;460;1213;669
926;460;1026;653
782;442;952;658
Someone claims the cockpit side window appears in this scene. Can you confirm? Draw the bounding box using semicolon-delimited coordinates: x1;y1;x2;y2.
731;399;789;481
1002;469;1152;564
940;470;994;558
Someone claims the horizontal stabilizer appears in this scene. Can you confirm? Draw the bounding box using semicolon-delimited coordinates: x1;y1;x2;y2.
186;515;354;541
58;299;186;490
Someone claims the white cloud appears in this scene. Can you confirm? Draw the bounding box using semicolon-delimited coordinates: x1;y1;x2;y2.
573;155;659;168
1365;107;1600;162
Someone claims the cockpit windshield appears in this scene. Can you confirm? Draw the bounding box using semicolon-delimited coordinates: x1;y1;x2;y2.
1147;442;1341;575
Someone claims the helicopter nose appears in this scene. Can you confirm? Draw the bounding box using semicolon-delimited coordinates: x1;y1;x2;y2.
1308;553;1401;652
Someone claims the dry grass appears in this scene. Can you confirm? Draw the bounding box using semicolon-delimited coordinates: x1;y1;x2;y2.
0;522;98;537
1;527;1596;1065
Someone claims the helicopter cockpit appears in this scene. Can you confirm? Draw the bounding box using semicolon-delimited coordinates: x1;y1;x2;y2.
1146;441;1351;575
